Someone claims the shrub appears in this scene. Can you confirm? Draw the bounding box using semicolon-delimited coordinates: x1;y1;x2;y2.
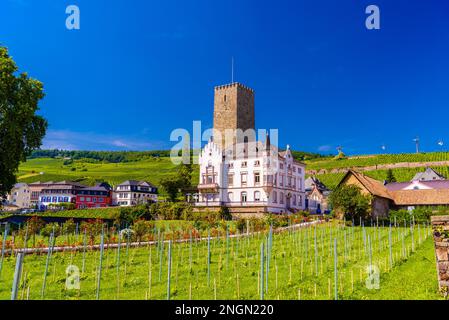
40;223;60;238
218;206;232;221
389;207;432;223
62;219;76;234
132;219;153;243
80;219;104;244
26;216;45;246
181;204;194;220
328;184;371;221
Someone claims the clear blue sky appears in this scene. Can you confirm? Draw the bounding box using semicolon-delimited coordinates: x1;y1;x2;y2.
1;0;449;155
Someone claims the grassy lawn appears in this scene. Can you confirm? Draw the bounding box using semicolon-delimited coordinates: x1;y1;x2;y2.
349;238;441;300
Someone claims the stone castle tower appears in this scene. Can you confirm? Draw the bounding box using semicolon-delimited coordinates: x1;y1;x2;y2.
213;82;255;150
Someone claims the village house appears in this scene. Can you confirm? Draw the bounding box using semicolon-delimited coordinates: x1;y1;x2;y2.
411;167;445;181
337;170;394;218
113;180;158;206
29;181;55;208
305;177;331;214
38;181;86;210
5;183;31;209
338;168;449;217
76;182;113;209
385;169;449;211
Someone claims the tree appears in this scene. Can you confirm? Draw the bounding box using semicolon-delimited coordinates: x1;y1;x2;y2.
160;177;180;202
218;206;232;221
385;169;397;183
160;162;193;201
178;162;193;191
328;184;371;222
132;219;152;243
0;46;47;200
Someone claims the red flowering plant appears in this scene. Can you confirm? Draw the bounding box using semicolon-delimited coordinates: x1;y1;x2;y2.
81;219;104;245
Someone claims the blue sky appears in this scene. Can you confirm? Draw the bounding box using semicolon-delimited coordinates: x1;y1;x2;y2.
1;0;449;155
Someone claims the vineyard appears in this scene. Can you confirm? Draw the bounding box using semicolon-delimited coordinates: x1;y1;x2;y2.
0;220;440;300
305;152;449;170
16;152;449;193
17;157;199;191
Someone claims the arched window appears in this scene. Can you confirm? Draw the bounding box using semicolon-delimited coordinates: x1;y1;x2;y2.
254;191;261;202
293;194;297;206
228;192;233;202
241;192;247;203
280;192;284;204
272;191;277;203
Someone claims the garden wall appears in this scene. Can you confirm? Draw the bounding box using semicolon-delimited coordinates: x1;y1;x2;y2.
431;215;449;296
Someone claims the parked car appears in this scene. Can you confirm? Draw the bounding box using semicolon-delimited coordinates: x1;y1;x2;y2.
20;208;37;214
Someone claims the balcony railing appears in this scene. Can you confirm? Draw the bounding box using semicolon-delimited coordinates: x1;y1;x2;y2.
198;183;219;189
195;201;222;206
197;183;219;193
196;200;268;207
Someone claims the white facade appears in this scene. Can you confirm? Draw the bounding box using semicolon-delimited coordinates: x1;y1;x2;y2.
402;180;433;190
196;139;306;214
39;193;76;209
6;183;31;209
113;180;158;206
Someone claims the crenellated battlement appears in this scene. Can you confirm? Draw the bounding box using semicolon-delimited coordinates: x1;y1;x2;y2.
214;82;254;93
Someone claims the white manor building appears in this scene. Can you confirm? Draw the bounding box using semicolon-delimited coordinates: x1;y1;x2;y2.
113;180;158;206
195;136;306;215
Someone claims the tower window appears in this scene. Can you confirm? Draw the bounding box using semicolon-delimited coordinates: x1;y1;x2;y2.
224;95;227;102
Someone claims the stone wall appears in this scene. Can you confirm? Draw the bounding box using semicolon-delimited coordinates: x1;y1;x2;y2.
431;215;449;297
193;205;266;218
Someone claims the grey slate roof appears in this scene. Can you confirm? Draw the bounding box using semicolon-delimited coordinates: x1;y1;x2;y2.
117;180;157;188
411;167;445;181
305;177;329;193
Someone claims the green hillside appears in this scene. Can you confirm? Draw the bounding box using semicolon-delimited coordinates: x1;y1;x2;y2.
306;151;449;188
17;151;449;191
18;157;199;189
306;152;449;170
